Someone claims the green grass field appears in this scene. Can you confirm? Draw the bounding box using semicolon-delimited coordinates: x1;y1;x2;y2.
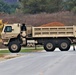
0;47;43;53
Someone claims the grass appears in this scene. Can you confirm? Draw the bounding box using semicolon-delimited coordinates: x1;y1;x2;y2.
21;47;43;52
0;47;43;53
0;50;10;53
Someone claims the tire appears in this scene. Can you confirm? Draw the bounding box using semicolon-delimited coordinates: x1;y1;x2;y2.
44;41;55;52
58;40;70;51
8;41;21;53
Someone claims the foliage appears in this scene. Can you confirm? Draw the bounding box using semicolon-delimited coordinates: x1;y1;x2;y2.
19;0;76;14
63;0;76;13
72;6;76;14
19;0;63;14
0;0;19;14
0;0;76;14
45;0;63;13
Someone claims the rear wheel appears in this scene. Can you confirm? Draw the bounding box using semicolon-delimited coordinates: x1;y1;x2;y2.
44;41;55;52
8;41;21;53
59;40;70;51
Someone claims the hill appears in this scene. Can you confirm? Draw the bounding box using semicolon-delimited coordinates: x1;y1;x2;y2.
0;11;76;26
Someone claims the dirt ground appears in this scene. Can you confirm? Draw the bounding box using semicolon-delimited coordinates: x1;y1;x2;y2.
0;43;7;48
0;54;22;61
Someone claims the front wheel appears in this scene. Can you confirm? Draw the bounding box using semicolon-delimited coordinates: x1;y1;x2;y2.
44;41;55;52
8;41;21;53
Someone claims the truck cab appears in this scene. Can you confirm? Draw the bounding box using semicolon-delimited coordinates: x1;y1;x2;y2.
1;23;25;53
1;23;21;45
1;23;33;53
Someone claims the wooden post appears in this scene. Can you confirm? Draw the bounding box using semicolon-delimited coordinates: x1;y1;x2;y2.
73;44;75;51
35;44;37;50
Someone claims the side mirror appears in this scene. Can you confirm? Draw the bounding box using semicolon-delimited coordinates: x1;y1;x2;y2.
12;29;14;31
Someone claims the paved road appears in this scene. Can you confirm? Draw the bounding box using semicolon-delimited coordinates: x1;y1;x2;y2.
0;46;76;75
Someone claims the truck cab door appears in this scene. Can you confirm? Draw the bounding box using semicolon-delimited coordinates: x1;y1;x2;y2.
3;26;13;39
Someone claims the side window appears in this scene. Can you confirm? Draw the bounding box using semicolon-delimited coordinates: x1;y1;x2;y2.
4;26;12;32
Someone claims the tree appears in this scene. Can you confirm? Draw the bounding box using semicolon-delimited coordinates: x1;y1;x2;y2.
63;0;76;11
45;0;63;13
0;0;19;14
72;6;76;14
20;0;63;14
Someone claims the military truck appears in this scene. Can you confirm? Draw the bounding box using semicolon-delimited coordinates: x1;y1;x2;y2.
1;23;76;53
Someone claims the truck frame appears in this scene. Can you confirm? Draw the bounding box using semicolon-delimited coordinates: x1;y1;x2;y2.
1;23;76;53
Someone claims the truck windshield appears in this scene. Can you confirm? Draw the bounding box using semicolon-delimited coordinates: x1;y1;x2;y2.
4;26;12;32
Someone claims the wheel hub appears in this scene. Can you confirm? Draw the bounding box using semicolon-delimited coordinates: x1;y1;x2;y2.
46;43;53;50
61;42;67;49
11;44;18;51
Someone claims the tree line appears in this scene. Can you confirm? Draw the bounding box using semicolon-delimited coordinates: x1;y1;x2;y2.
0;0;76;14
19;0;76;14
0;0;19;14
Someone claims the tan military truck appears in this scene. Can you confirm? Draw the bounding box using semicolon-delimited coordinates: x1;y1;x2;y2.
1;23;76;53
